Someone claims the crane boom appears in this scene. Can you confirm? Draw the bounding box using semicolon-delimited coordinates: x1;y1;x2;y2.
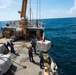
21;0;27;18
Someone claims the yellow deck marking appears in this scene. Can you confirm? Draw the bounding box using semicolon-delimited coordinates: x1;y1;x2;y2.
16;43;25;53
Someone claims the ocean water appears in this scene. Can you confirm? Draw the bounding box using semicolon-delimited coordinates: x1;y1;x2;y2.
0;18;76;75
44;18;76;75
0;21;2;32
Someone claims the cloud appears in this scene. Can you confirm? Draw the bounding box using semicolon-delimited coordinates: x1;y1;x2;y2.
0;6;6;9
0;11;20;21
0;0;15;9
70;0;76;14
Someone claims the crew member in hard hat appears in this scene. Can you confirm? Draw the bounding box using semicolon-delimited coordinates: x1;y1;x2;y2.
38;50;44;69
42;20;44;27
27;43;34;62
31;38;36;54
10;40;15;54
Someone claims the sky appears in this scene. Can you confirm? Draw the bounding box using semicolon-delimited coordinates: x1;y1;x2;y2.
0;0;76;21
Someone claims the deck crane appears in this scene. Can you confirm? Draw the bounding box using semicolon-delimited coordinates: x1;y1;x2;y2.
20;0;27;19
18;0;28;27
18;0;28;39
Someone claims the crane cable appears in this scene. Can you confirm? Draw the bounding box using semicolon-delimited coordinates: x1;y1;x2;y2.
36;0;41;20
27;0;34;23
36;0;38;20
39;0;41;20
30;0;31;25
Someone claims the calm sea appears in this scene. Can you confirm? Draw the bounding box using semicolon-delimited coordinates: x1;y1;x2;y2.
44;18;76;75
0;21;2;32
0;18;76;75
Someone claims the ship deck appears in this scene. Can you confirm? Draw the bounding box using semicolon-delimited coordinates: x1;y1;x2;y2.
3;40;44;75
0;38;58;75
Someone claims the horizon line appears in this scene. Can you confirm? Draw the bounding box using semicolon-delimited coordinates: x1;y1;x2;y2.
0;16;76;21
